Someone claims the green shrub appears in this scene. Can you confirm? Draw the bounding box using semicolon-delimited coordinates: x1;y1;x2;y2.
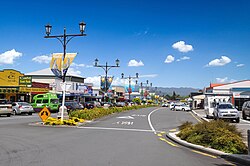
177;120;247;154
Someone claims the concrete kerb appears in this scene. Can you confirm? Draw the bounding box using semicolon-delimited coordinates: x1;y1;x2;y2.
191;110;209;122
166;131;250;166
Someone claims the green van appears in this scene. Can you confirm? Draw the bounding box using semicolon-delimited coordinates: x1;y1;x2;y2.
31;93;59;113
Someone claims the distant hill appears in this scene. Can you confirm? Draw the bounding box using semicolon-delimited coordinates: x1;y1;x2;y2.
151;87;201;97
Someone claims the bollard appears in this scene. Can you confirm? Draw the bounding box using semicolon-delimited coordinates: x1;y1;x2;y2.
248;130;250;155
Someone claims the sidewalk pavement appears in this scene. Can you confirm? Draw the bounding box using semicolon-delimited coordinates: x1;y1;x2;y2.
166;131;250;166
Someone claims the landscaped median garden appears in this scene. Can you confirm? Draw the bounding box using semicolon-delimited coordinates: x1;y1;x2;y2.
43;105;156;126
177;120;248;154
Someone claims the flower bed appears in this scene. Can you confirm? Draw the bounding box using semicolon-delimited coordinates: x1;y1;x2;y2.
69;105;155;120
177;120;247;154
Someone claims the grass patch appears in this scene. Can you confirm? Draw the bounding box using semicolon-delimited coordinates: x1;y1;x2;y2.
177;120;247;154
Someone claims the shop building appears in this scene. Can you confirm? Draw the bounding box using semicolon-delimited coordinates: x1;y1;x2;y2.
0;69;50;102
205;80;250;110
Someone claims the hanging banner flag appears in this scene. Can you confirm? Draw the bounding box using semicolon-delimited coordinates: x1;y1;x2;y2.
100;76;114;91
100;76;106;91
50;53;63;79
62;53;77;76
50;53;77;79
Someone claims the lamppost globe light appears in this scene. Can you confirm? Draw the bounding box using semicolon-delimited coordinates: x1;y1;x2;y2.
94;58;99;66
136;73;139;78
115;59;119;66
146;80;149;84
79;21;86;34
45;24;52;36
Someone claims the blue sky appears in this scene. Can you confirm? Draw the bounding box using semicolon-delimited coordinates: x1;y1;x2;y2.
0;0;250;89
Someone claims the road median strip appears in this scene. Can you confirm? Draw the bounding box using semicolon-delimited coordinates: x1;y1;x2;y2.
166;131;250;166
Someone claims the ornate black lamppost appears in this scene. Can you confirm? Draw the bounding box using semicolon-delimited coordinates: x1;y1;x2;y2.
121;73;139;101
94;58;120;101
44;21;86;121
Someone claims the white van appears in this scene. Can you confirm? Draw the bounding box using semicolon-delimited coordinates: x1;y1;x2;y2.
204;95;231;118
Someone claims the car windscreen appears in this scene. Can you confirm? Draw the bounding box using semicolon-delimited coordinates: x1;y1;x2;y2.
51;99;59;104
218;104;233;109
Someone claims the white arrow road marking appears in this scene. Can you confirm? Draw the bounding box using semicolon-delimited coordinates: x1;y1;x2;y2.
116;116;135;119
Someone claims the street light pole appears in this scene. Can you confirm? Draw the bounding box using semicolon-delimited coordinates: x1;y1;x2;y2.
140;80;152;100
94;59;120;102
44;21;86;121
121;73;139;102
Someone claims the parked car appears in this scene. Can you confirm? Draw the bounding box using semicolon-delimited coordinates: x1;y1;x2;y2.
83;101;101;109
175;103;191;111
12;102;34;115
242;101;250;120
213;103;240;123
169;102;175;110
102;102;114;107
161;103;168;107
115;102;126;107
64;101;84;113
0;99;13;117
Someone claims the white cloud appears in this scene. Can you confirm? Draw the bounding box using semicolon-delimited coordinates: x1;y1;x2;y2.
85;76;101;87
216;77;236;83
71;63;85;67
32;55;51;64
128;60;144;67
139;74;158;78
177;56;191;62
236;64;244;67
206;56;231;67
172;41;193;53
164;55;175;63
216;77;229;83
67;67;81;76
0;49;22;65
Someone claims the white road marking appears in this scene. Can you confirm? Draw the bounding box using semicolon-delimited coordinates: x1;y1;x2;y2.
147;108;161;134
113;121;134;125
77;126;163;133
116;116;135;119
240;119;250;124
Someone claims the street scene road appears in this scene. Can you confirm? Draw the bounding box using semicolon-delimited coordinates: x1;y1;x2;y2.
0;107;243;166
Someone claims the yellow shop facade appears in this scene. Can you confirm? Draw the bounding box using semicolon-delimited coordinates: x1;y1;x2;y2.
0;69;50;102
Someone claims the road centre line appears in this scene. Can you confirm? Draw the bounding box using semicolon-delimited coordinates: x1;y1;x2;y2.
147;108;161;134
191;150;217;159
159;137;179;147
77;126;164;133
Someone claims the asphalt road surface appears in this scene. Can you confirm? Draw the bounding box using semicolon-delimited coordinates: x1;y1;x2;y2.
0;107;243;166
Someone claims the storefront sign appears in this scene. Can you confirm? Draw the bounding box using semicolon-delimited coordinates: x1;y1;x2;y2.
19;87;49;93
19;76;32;87
0;69;24;86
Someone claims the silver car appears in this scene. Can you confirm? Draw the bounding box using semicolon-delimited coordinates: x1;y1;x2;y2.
12;102;34;115
213;103;240;123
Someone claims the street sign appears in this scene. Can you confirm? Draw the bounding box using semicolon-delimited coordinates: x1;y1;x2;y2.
39;106;51;122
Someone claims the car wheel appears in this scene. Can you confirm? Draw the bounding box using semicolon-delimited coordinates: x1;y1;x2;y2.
7;113;11;117
13;110;17;115
236;117;240;123
182;108;185;111
28;112;32;115
242;111;247;120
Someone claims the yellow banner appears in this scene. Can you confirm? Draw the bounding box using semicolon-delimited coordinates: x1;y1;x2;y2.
63;53;77;70
50;53;63;70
